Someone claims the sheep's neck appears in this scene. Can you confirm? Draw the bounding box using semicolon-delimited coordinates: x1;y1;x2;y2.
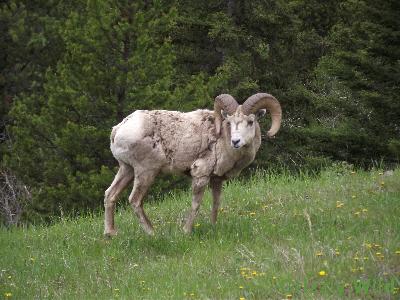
213;130;258;178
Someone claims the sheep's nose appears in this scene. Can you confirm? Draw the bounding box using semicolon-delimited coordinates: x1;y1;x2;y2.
231;139;241;147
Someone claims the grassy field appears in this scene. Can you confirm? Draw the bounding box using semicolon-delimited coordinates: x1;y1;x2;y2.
1;166;399;299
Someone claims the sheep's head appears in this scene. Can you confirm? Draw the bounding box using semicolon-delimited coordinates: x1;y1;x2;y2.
214;93;282;149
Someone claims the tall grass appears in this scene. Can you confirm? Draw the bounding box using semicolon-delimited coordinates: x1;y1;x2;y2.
1;167;399;299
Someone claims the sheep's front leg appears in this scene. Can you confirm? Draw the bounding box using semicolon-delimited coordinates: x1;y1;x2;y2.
183;176;209;234
210;177;223;225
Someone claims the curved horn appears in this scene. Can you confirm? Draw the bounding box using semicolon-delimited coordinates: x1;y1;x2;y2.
214;94;239;136
242;93;282;138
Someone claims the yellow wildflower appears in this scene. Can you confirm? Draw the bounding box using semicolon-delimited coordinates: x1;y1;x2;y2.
336;201;344;208
249;212;256;216
4;293;12;298
272;276;277;280
362;208;368;213
194;223;200;227
239;286;244;289
316;252;323;257
395;250;400;255
239;297;246;300
318;270;327;276
352;195;356;199
286;294;293;299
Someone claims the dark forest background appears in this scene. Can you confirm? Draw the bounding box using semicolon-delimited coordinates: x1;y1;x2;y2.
1;0;399;225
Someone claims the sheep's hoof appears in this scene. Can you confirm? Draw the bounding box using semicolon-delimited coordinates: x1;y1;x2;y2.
144;228;155;236
182;225;192;235
104;229;118;238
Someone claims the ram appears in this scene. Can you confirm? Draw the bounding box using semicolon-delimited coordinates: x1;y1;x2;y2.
104;93;282;236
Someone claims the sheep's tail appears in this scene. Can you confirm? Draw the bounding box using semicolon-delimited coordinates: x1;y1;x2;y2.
110;126;118;144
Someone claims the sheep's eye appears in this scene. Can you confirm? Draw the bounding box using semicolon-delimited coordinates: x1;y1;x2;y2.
248;120;254;126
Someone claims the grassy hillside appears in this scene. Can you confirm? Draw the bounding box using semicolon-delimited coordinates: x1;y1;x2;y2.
1;167;399;299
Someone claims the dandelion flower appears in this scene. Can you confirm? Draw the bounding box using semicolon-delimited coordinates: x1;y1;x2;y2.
249;212;256;216
239;297;246;300
272;276;277;280
395;250;400;255
318;270;327;276
286;294;293;299
239;286;244;289
316;252;323;257
336;202;344;208
4;293;12;298
362;208;368;213
354;211;361;216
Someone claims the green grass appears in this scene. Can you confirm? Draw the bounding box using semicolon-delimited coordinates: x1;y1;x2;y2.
1;167;399;299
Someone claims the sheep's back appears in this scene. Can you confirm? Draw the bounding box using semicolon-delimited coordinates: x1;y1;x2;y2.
150;110;217;171
111;109;217;173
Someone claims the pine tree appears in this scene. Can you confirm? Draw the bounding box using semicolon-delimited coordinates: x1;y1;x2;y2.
5;0;182;219
302;0;400;165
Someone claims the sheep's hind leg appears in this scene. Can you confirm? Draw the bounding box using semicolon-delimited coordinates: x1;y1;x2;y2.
129;171;157;235
210;177;223;225
104;163;134;237
183;176;209;234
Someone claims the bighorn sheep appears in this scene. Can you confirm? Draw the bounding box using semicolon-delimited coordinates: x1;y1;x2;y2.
104;93;282;236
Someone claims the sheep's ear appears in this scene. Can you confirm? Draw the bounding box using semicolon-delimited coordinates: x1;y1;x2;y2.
255;109;266;119
221;110;229;119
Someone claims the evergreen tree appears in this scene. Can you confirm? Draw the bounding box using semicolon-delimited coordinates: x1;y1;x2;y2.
5;0;182;219
301;0;400;166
